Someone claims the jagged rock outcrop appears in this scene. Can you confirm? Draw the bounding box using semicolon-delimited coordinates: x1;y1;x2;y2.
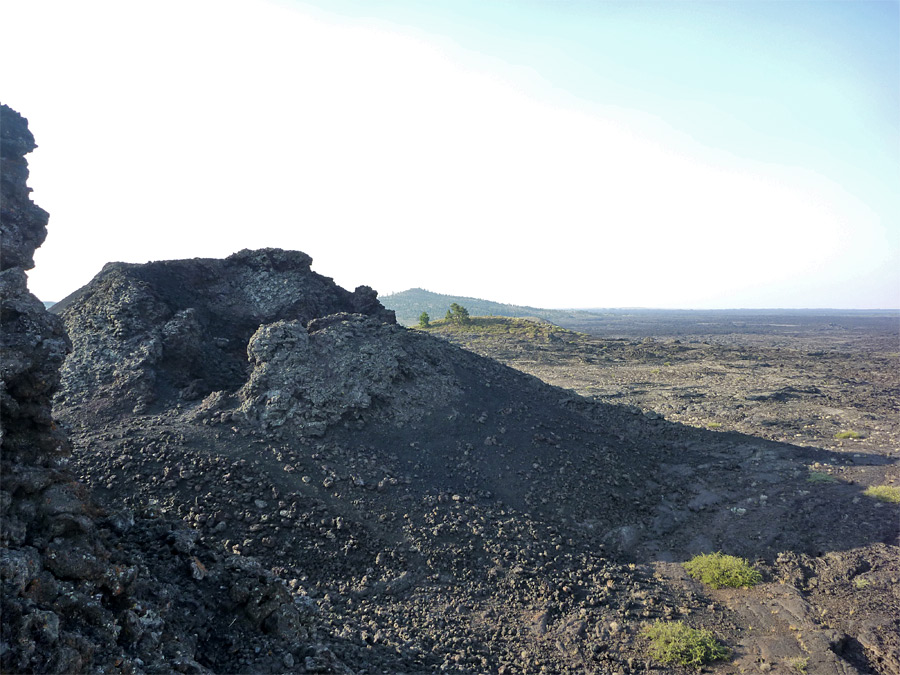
0;105;50;272
52;248;395;416
192;313;463;435
0;102;118;673
0;104;70;461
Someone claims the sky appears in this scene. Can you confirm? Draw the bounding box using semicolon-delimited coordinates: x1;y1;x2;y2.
1;0;898;309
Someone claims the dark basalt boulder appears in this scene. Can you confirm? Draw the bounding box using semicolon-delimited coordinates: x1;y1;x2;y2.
52;247;395;416
191;312;464;436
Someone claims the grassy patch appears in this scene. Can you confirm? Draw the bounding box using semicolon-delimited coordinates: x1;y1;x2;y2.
642;620;731;667
421;316;571;340
853;577;871;590
834;430;862;440
683;552;762;589
807;471;839;484
862;485;900;503
706;422;723;429
787;656;809;673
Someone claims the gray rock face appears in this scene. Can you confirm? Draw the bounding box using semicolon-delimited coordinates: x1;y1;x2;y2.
232;313;461;435
0;103;70;462
53;247;396;415
0;104;50;272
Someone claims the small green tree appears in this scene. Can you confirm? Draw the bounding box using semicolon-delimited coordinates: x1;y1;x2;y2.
448;303;470;325
418;312;430;328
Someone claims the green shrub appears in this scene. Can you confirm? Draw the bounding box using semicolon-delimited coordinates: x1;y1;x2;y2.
683;552;762;589
863;485;900;503
788;656;809;673
642;620;730;667
706;422;722;429
807;471;839;484
834;430;862;440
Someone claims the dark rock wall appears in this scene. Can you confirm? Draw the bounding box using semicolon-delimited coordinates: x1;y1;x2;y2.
1;102;140;674
53;247;396;415
0;102;107;673
1;104;50;271
0;103;70;462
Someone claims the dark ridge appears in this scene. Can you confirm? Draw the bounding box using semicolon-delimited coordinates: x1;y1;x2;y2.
53;248;395;415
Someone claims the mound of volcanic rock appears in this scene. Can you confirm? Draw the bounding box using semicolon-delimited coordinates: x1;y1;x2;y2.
51;247;394;417
52;247;682;670
54;249;637;521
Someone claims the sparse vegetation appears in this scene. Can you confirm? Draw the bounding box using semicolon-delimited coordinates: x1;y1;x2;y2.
642;620;731;667
706;422;723;429
788;656;809;673
683;552;762;589
446;303;471;325
834;430;862;440
807;471;839;484
853;577;871;589
862;485;900;503
421;314;571;340
378;287;593;327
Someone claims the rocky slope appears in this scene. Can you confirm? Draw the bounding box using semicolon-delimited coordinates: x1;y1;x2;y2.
52;270;899;675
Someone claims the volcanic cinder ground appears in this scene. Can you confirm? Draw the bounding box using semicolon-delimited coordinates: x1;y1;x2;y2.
59;294;899;674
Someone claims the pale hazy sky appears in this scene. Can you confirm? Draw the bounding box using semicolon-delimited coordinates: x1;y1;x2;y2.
2;0;898;308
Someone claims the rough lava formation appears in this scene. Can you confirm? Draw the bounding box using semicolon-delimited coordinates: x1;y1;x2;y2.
216;313;462;435
52;247;395;416
0;104;70;461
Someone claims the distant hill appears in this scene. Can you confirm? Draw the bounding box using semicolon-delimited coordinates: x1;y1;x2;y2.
381;290;900;337
380;288;603;328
